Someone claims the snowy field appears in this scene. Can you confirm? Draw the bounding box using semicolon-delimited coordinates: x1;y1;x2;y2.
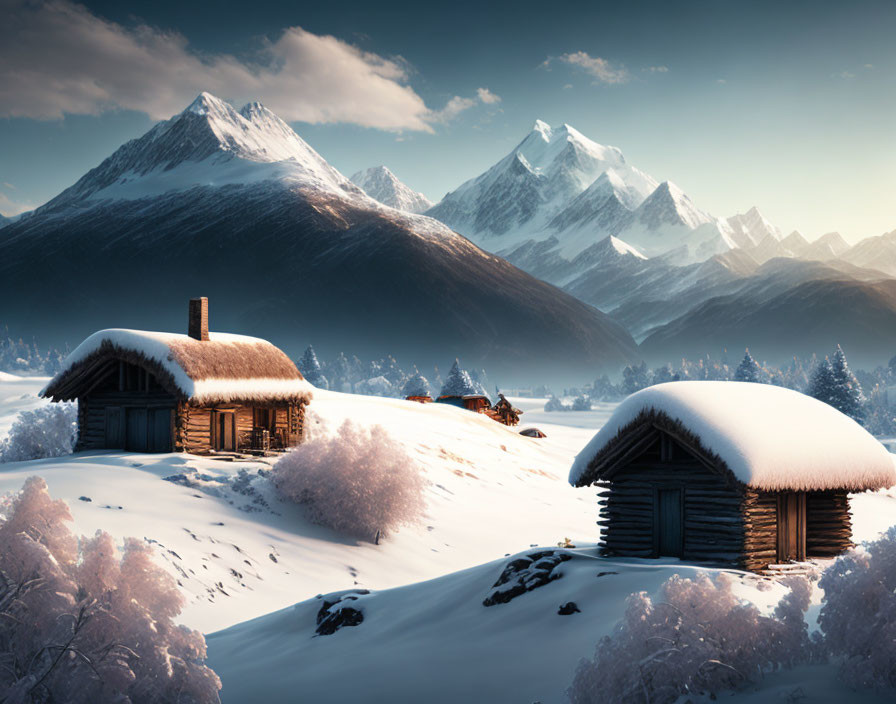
2;376;896;703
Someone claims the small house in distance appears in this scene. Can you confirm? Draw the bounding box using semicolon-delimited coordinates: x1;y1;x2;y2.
493;393;522;426
42;298;313;454
436;360;491;413
569;381;896;572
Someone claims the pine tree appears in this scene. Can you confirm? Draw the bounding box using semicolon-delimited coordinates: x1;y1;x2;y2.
808;357;836;408
734;349;762;383
298;345;329;390
828;345;865;422
401;367;431;398
439;359;478;398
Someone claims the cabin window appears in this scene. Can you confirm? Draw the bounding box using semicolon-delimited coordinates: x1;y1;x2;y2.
253;407;274;430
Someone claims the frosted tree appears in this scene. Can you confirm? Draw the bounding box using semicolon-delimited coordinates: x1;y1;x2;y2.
0;477;221;702
298;345;329;390
0;403;78;463
568;572;812;704
808;357;836;407
828;345;865;423
621;362;649;395
325;352;352;392
439;360;479;398
401;368;431;398
734;349;762;383
818;525;896;690
272;420;425;542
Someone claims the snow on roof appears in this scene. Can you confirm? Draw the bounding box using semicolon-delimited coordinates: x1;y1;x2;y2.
42;329;313;405
570;381;896;492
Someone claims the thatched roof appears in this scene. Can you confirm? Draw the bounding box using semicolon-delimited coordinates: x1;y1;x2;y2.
42;329;313;405
570;381;896;492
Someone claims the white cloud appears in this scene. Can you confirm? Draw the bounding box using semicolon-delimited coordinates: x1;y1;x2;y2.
831;70;856;80
543;52;629;84
643;66;669;73
864;63;874;69
428;96;476;123
476;87;501;104
716;78;727;84
0;0;446;132
428;88;502;123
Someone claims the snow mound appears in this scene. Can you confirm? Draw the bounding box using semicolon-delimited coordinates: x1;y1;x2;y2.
570;381;896;492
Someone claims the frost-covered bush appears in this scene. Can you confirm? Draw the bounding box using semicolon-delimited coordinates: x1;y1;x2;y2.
0;477;221;703
568;572;811;704
273;420;425;542
356;375;395;397
0;403;77;463
818;526;896;691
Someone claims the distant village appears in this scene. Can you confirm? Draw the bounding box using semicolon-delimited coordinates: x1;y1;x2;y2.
5;325;896;437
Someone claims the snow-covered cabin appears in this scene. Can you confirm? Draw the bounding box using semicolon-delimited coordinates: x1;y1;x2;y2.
42;298;312;454
570;382;896;571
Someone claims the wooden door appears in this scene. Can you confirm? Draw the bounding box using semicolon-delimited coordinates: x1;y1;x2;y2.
125;408;148;452
104;406;123;448
214;412;236;451
777;492;806;562
657;488;684;557
150;409;173;452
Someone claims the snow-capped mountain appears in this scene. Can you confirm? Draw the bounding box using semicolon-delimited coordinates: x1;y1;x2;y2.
427;120;657;248
841;229;896;277
0;94;639;381
427;120;745;276
350;166;433;214
43;92;361;210
804;231;850;261
722;206;781;248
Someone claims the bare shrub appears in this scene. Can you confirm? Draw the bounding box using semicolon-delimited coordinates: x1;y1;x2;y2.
272;419;425;542
0;403;77;463
568;572;811;704
0;477;221;703
818;525;896;691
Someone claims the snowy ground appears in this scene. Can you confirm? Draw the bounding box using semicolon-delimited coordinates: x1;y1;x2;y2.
0;380;605;633
2;377;896;702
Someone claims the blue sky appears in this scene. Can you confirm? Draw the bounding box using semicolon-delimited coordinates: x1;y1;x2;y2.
1;0;893;240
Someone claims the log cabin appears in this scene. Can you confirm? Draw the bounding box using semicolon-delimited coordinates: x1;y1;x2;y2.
492;394;522;426
41;298;313;455
569;381;896;572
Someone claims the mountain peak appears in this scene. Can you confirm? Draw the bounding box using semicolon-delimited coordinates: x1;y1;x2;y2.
350;165;433;214
531;119;552;139
637;180;714;231
185;91;231;116
40;94;356;211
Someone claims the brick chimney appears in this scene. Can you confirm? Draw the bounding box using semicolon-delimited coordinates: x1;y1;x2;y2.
188;297;209;341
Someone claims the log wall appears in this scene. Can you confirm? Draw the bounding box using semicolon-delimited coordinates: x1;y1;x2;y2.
806;490;852;558
599;436;745;566
78;390;177;450
741;490;779;572
175;400;307;453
